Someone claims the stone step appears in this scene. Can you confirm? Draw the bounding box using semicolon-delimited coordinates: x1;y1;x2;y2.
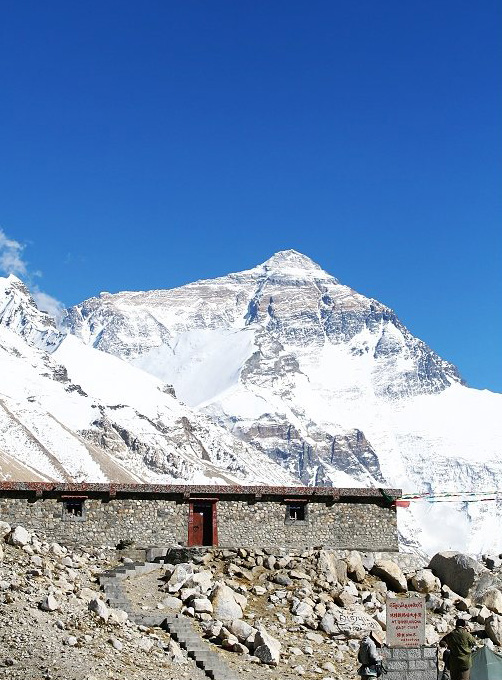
98;567;237;680
107;601;130;609
186;644;212;653
210;672;239;680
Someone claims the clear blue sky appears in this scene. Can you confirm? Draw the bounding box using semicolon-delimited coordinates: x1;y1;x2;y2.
1;1;500;392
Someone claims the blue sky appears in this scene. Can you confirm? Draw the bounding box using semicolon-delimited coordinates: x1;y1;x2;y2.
0;1;500;392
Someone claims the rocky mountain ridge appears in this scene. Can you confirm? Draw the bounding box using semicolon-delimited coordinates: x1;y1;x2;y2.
0;273;295;486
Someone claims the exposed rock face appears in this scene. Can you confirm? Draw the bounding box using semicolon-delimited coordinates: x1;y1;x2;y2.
0;274;296;487
61;251;464;494
3;253;502;555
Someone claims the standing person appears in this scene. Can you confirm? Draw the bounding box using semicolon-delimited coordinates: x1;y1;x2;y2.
357;629;385;678
440;619;478;680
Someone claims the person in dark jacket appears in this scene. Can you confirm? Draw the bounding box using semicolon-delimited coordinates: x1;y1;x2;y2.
440;619;478;680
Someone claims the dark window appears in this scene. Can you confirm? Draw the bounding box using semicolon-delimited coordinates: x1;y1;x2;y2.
286;503;306;521
64;499;84;517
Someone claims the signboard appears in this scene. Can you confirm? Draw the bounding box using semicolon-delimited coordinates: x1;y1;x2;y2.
386;596;426;647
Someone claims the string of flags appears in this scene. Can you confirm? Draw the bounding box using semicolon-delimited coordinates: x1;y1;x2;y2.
392;491;501;508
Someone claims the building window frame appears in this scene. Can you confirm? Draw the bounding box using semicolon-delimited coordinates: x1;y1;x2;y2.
284;499;308;525
61;496;87;521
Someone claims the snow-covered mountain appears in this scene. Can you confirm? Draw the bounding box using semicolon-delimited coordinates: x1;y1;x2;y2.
62;250;502;555
0;274;296;486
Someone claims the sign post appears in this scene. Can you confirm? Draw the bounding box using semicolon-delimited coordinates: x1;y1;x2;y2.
384;596;437;679
386;596;426;647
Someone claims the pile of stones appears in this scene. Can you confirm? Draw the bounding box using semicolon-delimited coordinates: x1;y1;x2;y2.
150;545;502;676
0;521;205;680
3;519;502;680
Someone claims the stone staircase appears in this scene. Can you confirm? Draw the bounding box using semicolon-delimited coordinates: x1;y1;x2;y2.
164;615;240;680
98;561;239;679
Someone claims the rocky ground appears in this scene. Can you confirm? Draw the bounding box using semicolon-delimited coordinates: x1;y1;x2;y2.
3;521;502;680
0;523;207;680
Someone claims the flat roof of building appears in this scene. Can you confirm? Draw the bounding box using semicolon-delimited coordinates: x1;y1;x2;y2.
0;482;401;501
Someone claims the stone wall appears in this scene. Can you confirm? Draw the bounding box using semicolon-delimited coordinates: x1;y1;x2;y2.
383;647;438;680
217;499;397;551
0;496;187;547
0;491;397;550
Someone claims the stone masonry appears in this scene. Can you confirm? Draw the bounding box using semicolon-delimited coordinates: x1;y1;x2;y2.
0;483;400;550
383;647;438;680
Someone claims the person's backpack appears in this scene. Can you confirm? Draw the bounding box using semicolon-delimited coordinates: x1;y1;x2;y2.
358;639;387;677
358;639;374;665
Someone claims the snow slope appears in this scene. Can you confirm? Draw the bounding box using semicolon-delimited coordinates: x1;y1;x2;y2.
0;274;296;486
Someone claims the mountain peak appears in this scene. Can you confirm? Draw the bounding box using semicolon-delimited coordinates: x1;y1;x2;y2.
262;250;322;271
254;250;336;282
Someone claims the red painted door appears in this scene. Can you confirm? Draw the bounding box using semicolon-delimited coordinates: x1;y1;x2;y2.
192;511;204;545
188;503;204;546
188;501;218;546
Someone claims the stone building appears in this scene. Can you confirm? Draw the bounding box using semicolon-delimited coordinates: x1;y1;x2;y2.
0;483;400;551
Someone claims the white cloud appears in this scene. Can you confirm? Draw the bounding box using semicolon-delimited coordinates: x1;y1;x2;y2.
31;288;66;323
0;228;28;277
0;227;65;323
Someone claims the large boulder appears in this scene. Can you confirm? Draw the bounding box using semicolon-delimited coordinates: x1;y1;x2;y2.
371;560;407;592
470;572;502;605
186;570;213;594
411;569;441;594
167;562;194;593
319;613;338;635
318;551;347;584
292;600;315;619
210;584;243;622
486;614;502;645
476;589;502;615
162;596;183;612
228;619;257;644
109;608;128;625
40;595;59;612
429;552;487;598
193;597;213;614
322;608;383;639
88;598;109;622
346;551;366;582
253;626;281;665
334;590;356;608
8;526;31;547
